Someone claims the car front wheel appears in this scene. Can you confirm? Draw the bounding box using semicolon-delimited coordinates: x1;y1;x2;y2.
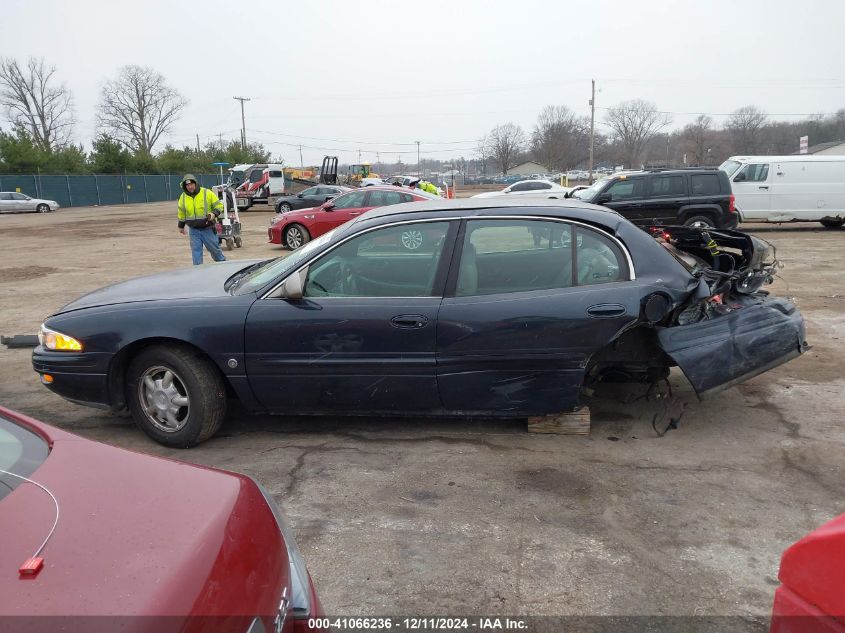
126;345;226;448
285;224;311;250
683;214;716;229
36;204;50;213
278;202;292;213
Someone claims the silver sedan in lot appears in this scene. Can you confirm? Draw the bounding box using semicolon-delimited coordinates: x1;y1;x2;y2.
0;191;60;213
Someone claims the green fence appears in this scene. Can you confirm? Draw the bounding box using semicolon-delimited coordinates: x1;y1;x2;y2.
0;174;222;208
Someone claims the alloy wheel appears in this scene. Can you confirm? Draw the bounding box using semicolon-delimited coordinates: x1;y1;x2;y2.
401;230;424;250
138;365;190;432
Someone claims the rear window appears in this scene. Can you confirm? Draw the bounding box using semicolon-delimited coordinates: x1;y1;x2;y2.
690;174;722;196
0;416;49;502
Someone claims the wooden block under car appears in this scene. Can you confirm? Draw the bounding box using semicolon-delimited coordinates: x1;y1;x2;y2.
527;407;591;435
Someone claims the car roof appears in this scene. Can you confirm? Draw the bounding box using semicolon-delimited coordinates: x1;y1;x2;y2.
354;196;621;228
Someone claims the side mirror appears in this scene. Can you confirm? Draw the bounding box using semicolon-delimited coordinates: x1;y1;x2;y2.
733;172;746;183
323;203;335;211
597;192;612;204
297;193;305;198
280;267;307;300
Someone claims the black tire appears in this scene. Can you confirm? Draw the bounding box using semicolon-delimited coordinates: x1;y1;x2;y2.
234;236;243;248
225;238;233;251
820;218;844;229
683;214;716;228
278;202;292;213
285;223;311;250
36;204;50;213
126;344;226;448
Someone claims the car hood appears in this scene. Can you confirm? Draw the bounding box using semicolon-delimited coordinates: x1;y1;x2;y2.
0;428;287;617
56;259;263;314
470;191;504;198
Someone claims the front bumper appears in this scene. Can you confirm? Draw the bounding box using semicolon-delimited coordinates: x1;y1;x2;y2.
32;346;113;408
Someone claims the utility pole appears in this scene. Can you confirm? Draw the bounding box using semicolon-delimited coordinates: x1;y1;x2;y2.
233;96;251;151
416;141;421;176
219;132;224;151
196;134;201;153
299;145;304;169
588;79;595;184
666;135;670;167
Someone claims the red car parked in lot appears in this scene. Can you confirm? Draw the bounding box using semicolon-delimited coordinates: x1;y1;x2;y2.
268;185;435;249
0;405;322;632
771;512;845;632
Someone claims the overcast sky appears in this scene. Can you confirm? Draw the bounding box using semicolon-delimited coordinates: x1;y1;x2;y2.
3;0;844;166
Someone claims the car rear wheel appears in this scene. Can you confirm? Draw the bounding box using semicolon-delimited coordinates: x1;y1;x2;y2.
126;345;226;448
278;202;292;213
820;218;844;229
683;214;716;229
36;204;50;213
285;224;310;250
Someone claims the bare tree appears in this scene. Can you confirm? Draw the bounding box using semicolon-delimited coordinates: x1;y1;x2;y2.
604;99;672;168
681;114;714;165
97;65;186;154
0;57;75;151
726;105;768;154
530;105;588;171
488;123;525;174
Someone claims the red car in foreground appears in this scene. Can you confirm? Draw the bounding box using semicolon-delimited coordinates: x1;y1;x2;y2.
0;405;322;632
269;185;435;249
771;512;845;632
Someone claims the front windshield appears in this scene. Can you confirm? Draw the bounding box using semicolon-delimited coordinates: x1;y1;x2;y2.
233;229;339;295
0;416;49;502
719;160;742;177
573;178;609;200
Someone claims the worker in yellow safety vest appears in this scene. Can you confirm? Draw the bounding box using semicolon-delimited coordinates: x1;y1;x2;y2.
416;179;440;196
177;174;226;265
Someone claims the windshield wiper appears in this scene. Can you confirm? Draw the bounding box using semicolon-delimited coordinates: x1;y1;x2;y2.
225;259;274;293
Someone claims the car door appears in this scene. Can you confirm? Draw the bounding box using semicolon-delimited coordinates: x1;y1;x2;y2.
10;193;30;212
313;189;369;236
600;177;647;223
294;186;324;209
436;217;642;415
244;219;457;412
643;174;688;224
731;163;772;220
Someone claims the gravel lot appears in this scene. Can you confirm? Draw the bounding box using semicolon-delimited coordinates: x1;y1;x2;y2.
1;201;844;620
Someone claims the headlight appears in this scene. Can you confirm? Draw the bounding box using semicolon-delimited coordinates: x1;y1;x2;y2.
39;324;83;351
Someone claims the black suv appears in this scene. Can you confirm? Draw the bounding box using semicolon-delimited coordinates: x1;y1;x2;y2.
572;168;738;229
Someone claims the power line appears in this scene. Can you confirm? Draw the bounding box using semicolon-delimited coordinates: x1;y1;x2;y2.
248;128;477;146
595;106;844;117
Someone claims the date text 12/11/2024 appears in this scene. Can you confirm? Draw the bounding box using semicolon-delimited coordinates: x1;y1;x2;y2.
307;617;528;630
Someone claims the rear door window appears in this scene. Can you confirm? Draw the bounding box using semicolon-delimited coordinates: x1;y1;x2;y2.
367;190;405;207
649;175;686;197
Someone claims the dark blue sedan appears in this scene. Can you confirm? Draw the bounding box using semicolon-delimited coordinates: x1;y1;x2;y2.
33;199;807;447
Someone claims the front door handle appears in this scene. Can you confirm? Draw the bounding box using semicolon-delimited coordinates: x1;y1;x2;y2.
758;185;769;190
587;304;626;318
391;314;428;329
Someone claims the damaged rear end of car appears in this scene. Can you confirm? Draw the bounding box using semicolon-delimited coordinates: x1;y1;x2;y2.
651;226;808;396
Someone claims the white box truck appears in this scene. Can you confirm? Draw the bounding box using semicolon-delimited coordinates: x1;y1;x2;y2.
720;155;845;227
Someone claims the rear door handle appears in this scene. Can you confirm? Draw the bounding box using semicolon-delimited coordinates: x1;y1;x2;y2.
391;314;428;329
587;304;626;318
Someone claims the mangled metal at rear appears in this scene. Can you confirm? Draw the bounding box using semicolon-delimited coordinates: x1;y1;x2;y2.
651;227;807;395
657;296;807;396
